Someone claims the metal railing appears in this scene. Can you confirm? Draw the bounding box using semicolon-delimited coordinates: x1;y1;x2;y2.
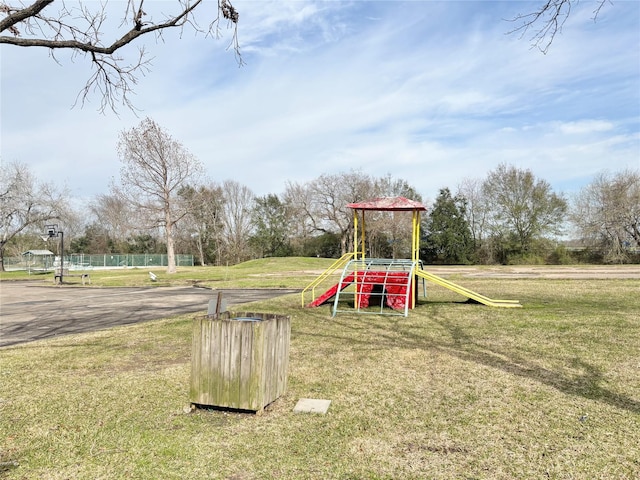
300;252;357;307
332;258;419;317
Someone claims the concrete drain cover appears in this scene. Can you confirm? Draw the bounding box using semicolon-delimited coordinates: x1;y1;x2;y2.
293;398;331;414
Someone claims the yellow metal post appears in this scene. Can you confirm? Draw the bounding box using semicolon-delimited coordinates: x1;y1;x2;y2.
353;209;360;308
353;210;358;259
410;210;421;308
361;210;366;260
412;210;421;262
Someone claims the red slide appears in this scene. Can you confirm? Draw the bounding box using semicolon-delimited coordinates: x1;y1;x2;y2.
307;273;355;307
307;271;412;310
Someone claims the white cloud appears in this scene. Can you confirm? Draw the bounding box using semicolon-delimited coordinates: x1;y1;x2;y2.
1;0;638;205
558;120;614;135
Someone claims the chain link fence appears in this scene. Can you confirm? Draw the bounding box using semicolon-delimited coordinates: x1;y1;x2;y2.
5;254;194;271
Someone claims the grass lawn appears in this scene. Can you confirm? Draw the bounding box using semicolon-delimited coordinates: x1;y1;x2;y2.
1;262;639;479
0;256;332;289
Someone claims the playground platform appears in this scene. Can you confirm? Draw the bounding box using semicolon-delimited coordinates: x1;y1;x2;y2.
302;256;521;317
302;196;521;316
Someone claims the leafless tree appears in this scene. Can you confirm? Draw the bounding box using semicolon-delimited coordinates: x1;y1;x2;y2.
307;170;376;255
282;180;317;254
89;193;138;243
115;117;204;273
312;170;375;254
457;177;493;262
371;174;423;259
0;160;68;270
508;0;609;53
1;0;240;112
219;179;254;265
571;169;640;262
284;172;422;257
178;183;225;266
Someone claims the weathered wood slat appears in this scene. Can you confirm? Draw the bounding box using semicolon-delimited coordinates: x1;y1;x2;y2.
238;321;253;410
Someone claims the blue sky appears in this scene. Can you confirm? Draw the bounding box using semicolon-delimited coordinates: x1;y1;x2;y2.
1;0;639;206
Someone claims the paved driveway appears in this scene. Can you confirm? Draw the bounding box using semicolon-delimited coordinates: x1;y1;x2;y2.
0;282;299;347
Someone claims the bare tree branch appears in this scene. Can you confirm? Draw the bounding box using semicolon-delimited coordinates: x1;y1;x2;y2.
507;0;610;54
1;0;241;113
0;0;53;34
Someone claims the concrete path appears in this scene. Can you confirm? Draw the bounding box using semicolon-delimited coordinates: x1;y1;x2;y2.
0;282;299;348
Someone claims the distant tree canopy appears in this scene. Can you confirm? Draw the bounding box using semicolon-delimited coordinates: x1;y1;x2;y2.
250;194;293;258
3;155;638;267
454;164;569;264
220;180;255;265
70;224;115;254
482;164;568;255
284;171;424;259
179;184;226;266
285;170;377;256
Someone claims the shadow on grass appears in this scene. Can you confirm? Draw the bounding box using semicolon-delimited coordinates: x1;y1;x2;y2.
302;311;640;415
431;318;640;414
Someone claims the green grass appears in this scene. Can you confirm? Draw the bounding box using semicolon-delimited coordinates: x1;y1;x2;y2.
1;264;639;479
0;257;334;288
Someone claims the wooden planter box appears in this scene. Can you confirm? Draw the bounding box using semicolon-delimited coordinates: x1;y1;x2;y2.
190;312;291;412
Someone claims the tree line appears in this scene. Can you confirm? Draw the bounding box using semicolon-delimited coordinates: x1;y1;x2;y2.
2;118;639;272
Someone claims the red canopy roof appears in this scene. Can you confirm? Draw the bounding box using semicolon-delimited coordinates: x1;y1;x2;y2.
347;196;427;212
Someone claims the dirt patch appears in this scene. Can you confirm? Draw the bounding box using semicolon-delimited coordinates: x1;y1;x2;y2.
255;265;640;280
430;265;640;279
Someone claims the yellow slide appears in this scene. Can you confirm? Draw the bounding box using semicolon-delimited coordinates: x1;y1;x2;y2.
415;269;522;308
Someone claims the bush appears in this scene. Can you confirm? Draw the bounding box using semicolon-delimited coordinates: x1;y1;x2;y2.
300;233;341;258
547;245;574;265
506;253;546;265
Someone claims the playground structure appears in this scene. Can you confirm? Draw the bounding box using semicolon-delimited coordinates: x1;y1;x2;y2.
302;196;521;316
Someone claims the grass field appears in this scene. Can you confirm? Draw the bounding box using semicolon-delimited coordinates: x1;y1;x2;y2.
0;257;331;289
1;261;639;479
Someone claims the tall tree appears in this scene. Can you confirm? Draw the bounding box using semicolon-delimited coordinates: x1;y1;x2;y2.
1;0;240;112
0;161;68;271
89;193;138;250
70;223;115;254
179;183;225;266
282;181;317;256
220;180;254;265
423;188;473;264
250;194;292;258
371;174;423;259
308;170;376;255
571;169;640;262
457;177;494;263
115;117;203;273
482;163;567;256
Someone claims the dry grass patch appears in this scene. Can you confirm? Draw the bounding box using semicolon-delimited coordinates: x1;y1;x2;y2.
1;275;639;479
